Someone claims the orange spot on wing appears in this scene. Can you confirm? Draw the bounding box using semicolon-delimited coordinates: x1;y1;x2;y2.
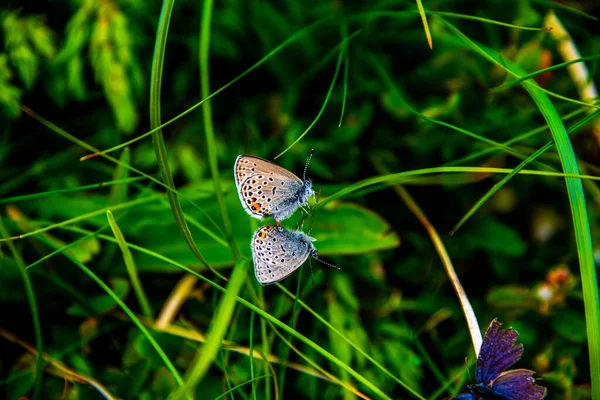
250;202;262;212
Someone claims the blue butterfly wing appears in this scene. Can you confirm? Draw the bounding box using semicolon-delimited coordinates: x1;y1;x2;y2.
476;319;523;384
490;369;547;400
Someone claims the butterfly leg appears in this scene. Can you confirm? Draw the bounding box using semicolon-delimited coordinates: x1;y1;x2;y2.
295;213;307;231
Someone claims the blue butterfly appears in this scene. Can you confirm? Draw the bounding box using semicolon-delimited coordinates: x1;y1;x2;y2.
453;319;547;400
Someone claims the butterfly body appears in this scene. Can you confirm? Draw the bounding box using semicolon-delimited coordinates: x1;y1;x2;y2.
452;319;547;400
251;225;318;285
235;155;315;222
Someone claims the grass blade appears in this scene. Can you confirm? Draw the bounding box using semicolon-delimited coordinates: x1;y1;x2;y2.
12;226;187;389
371;159;482;357
451;109;600;234
369;55;553;171
0;219;44;400
274;29;354;159
106;210;154;319
214;375;271;400
170;258;248;399
199;0;239;258
149;0;215;272
41;227;403;400
440;17;600;398
415;0;433;49
492;55;600;93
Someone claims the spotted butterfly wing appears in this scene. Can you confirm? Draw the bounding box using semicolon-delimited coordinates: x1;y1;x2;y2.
251;225;315;285
235;155;305;221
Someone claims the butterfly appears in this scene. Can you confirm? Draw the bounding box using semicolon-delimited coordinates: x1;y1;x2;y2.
251;224;337;285
234;151;315;222
453;319;547;400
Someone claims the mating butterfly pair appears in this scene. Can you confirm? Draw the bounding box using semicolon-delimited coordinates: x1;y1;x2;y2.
234;152;335;285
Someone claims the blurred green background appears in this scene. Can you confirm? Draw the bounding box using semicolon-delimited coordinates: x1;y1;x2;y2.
1;0;599;399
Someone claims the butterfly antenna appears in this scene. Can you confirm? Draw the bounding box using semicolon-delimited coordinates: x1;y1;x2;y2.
314;256;341;270
303;148;315;182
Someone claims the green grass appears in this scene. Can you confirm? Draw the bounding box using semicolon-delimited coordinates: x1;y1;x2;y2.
1;2;599;399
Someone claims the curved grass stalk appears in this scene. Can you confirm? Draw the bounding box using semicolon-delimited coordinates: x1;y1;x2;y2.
371;159;482;357
198;0;238;258
492;55;600;93
150;0;219;276
415;0;433;48
0;220;44;399
440;17;600;398
107;210;154;319
274;30;356;160
314;166;600;210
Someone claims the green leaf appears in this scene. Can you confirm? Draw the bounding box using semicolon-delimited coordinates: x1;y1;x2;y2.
551;308;587;343
464;217;526;257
